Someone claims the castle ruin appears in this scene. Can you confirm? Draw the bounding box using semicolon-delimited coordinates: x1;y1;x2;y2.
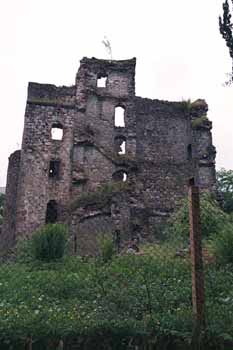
1;57;216;254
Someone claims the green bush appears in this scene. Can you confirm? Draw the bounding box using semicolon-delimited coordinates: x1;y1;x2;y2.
32;224;67;262
165;193;229;242
98;234;115;263
212;223;233;265
216;168;233;214
15;237;34;263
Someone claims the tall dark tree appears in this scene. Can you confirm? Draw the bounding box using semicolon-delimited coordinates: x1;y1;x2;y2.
219;0;233;82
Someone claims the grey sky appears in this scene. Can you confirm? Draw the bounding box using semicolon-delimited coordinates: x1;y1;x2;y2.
0;0;232;186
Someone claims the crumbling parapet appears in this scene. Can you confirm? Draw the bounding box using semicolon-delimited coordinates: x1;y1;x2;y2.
190;99;216;190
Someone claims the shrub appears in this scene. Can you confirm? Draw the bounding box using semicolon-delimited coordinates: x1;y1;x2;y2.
212;223;233;265
98;234;115;263
216;168;233;214
165;193;229;243
179;98;192;113
32;224;68;262
15;237;34;263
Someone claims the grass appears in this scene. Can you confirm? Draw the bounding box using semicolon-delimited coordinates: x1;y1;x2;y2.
0;242;232;348
179;99;192;113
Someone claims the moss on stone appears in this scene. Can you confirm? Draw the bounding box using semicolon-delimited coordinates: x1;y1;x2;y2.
28;98;74;108
191;115;209;128
94;143;137;169
70;182;129;211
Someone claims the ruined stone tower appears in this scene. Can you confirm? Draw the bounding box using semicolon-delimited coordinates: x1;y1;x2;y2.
1;57;216;254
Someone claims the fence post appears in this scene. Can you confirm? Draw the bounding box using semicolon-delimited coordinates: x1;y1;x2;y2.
25;336;32;350
188;182;205;348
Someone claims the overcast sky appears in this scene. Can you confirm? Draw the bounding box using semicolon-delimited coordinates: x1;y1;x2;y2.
0;0;232;186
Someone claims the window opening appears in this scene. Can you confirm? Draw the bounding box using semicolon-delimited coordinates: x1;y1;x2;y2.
119;141;126;155
114;106;125;127
112;170;127;182
49;160;60;179
51;123;63;140
114;136;126;155
46;200;58;223
187;144;192;160
97;76;107;88
123;172;127;182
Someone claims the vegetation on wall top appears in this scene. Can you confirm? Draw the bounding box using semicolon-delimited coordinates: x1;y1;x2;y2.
191;115;209;128
70;181;130;211
27;98;75;108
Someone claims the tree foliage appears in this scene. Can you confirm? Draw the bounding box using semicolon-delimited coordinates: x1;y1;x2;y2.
165;193;229;242
212;223;233;264
219;0;233;81
219;0;233;58
216;168;233;213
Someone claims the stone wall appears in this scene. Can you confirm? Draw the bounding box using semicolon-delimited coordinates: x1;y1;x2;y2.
1;57;216;254
1;150;21;251
28;82;76;105
70;210;112;256
15;101;75;240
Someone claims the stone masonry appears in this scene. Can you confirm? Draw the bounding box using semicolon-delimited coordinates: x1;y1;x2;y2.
1;57;216;254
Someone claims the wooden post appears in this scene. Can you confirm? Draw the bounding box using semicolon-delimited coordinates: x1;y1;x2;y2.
188;183;205;348
25;337;32;350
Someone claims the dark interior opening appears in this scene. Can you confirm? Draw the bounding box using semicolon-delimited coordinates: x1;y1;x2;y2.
49;160;60;178
112;170;127;182
74;235;77;253
46;200;58;223
187;144;192;160
189;177;195;186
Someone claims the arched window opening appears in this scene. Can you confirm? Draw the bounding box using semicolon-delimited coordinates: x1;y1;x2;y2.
112;170;127;182
51;123;63;141
49;160;60;179
187;144;192;160
46;200;58;223
97;75;107;88
114;106;125;127
114;136;126;155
